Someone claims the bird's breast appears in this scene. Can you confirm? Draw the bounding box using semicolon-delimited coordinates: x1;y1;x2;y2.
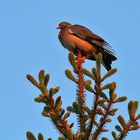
59;32;96;53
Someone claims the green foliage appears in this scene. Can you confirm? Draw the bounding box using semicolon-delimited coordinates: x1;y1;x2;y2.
84;80;95;93
128;101;138;118
58;137;65;140
26;75;39;88
67;102;82;115
113;96;127;103
111;100;140;139
76;132;85;140
81;68;95;80
26;132;45;140
38;133;44;140
101;137;109;140
65;69;77;83
101;68;117;82
26;53;140;140
26;132;36;140
68;52;78;71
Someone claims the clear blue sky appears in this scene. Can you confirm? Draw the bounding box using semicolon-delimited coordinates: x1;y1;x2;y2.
0;0;140;140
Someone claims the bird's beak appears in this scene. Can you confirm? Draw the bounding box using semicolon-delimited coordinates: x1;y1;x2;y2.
56;26;61;29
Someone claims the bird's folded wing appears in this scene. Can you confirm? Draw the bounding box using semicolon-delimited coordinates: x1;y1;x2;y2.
69;25;116;58
69;25;103;41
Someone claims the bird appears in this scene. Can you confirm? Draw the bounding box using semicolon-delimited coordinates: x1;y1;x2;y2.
56;21;117;71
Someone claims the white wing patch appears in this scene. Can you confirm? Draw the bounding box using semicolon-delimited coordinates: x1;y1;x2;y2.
68;29;74;34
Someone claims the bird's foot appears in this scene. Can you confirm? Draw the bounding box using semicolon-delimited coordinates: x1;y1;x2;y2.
81;56;87;63
81;55;91;62
76;55;87;63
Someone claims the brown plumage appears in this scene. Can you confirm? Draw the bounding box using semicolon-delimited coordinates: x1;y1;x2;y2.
57;21;117;71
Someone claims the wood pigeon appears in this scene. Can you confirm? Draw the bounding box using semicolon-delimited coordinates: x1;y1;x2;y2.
57;21;117;71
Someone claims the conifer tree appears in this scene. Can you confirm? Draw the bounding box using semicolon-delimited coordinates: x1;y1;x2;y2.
26;52;140;140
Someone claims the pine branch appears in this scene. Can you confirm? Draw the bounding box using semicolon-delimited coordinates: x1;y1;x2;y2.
76;51;86;132
26;52;140;140
118;120;134;140
84;54;102;140
85;78;101;140
26;71;74;140
92;82;117;139
48;98;72;139
118;101;140;140
112;101;140;140
92;98;113;139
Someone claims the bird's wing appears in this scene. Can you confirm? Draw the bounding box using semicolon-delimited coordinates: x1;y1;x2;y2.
68;25;116;57
69;25;103;41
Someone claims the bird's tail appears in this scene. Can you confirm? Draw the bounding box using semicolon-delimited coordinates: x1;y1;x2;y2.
102;53;117;71
102;60;111;71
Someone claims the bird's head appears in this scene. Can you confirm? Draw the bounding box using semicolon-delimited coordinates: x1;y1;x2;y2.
56;22;71;30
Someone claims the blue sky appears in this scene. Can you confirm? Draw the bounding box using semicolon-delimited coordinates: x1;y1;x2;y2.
0;0;140;139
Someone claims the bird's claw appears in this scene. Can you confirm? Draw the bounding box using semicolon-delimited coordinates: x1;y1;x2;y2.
76;54;91;63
